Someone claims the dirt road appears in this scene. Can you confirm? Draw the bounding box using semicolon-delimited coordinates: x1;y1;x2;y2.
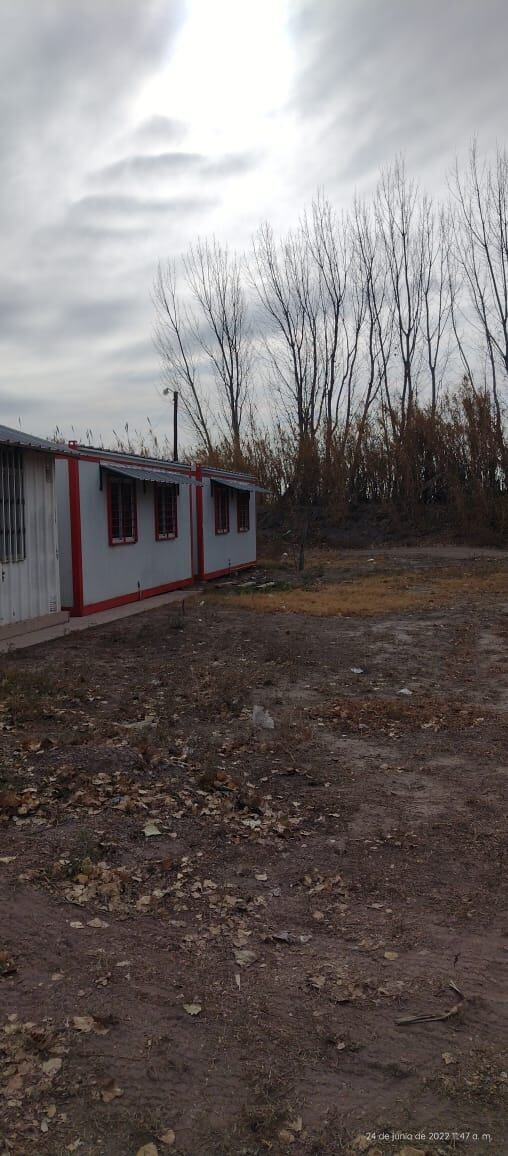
1;548;507;1155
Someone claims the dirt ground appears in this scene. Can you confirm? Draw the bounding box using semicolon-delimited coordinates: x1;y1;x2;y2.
1;546;507;1156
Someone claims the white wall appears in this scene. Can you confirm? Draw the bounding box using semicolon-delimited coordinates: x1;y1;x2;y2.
0;452;60;624
78;460;193;607
201;479;256;576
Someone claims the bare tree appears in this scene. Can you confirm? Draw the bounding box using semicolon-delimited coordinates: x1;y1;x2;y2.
422;202;453;417
375;159;426;430
446;238;477;394
351;197;394;477
251;221;324;446
154;261;214;454
305;194;366;460
451;143;508;440
154;237;251;458
184;238;251;457
252;206;368;496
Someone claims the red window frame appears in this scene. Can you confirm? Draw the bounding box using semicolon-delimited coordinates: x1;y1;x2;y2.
237;490;250;532
155;484;178;540
214;485;230;534
107;477;137;545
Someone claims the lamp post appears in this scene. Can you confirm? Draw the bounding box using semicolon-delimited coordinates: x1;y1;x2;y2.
173;390;178;461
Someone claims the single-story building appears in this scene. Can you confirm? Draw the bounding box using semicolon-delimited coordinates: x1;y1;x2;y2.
0;424;68;640
55;445;265;616
1;425;265;630
55;445;195;616
193;464;266;580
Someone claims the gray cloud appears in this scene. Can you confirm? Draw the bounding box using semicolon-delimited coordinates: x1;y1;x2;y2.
70;192;219;224
60;298;140;339
0;280;58;342
100;339;158;366
129;115;188;149
92;152;205;183
0;2;186;222
0;1;507;441
0;390;49;415
290;0;508;189
91;149;260;186
205;152;261;179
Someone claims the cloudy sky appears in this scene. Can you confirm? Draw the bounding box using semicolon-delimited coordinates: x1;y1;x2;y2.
1;0;507;444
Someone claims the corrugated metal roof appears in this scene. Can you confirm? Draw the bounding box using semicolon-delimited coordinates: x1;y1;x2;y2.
210;477;269;495
0;424;67;454
73;443;188;472
202;465;257;483
100;461;192;486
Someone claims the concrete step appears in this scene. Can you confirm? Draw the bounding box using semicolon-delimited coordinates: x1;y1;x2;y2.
0;588;201;654
0;610;69;643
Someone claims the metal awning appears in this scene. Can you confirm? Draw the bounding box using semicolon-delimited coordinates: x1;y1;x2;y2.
100;461;192;487
0;424;75;455
210;478;269;495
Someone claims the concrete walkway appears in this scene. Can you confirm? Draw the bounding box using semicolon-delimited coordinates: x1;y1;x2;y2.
0;587;202;655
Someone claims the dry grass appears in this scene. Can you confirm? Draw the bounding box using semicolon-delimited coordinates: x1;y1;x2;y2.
311;694;498;735
211;569;508;617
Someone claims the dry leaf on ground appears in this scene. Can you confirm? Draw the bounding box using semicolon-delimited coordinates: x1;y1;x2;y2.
143;821;162;837
395;1148;427;1156
41;1057;62;1076
0;949;17;976
159;1130;176;1148
350;1136;372;1153
72;1015;95;1033
234;948;258;968
100;1078;123;1102
278;1129;295;1145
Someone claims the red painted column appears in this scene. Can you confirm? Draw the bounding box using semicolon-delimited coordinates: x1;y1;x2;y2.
195;465;204;579
68;457;84;616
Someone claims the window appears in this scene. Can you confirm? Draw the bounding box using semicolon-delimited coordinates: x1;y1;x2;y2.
108;478;137;544
155;484;178;539
214;485;230;534
237;490;250;532
0;448;26;562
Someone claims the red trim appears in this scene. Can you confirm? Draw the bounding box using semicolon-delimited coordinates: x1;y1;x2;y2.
237;490;250;533
214;485;230;534
154;483;178;541
64;445;192;476
68;458;84;615
195;465;204;579
189;477;197;577
107;476;138;546
203;561;256;581
74;577;195;617
201;468;256;484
